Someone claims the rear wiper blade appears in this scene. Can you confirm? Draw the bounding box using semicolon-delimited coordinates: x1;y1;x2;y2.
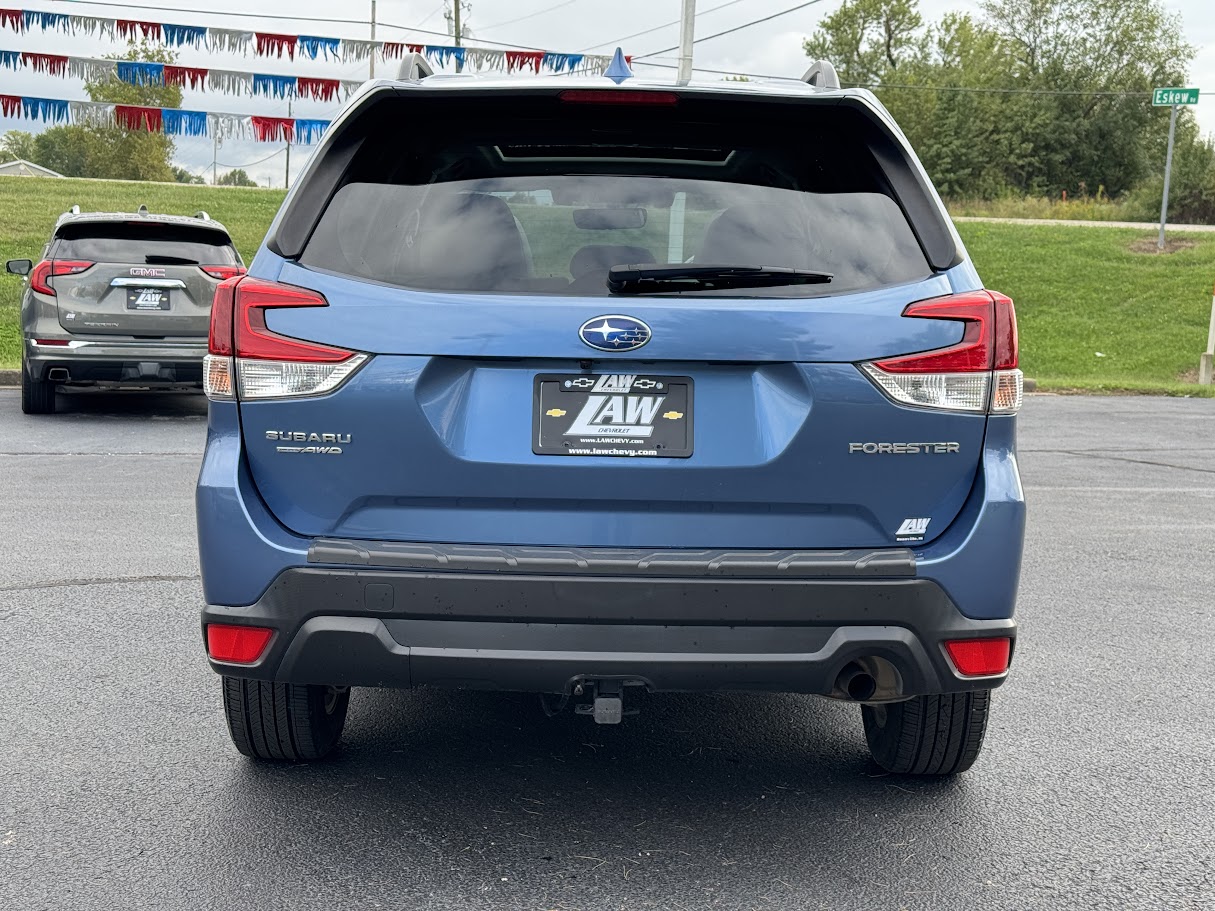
608;263;832;294
144;255;200;265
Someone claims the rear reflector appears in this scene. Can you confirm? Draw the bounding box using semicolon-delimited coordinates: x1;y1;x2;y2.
33;338;71;347
559;89;679;105
206;624;274;664
944;637;1012;677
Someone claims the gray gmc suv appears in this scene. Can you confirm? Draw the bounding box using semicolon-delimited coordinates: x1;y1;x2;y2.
6;206;244;414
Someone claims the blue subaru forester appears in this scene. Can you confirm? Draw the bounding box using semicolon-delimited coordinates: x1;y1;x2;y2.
197;57;1024;775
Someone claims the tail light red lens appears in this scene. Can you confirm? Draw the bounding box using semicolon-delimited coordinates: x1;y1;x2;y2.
28;260;93;296
233;278;352;362
873;292;998;374
206;624;274;664
944;637;1012;676
201;265;247;280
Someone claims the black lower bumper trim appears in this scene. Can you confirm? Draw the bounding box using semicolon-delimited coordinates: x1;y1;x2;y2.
205;566;1015;698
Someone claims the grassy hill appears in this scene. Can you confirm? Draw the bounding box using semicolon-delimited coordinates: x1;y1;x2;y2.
3;175;1214;394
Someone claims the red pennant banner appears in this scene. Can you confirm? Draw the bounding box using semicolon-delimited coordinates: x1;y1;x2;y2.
505;50;544;74
251;115;294;142
115;104;163;133
0;9;21;31
21;52;68;76
164;65;209;90
407;43;424;53
255;33;297;60
117;20;163;40
0;94;20;116
296;77;340;103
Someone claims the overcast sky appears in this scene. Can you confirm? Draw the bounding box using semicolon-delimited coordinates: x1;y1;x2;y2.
0;0;1211;187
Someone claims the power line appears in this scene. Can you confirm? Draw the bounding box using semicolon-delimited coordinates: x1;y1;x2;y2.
636;0;828;59
579;0;751;53
479;0;581;32
216;147;286;168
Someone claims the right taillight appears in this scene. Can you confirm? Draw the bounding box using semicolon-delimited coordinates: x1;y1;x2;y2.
203;275;366;402
28;259;93;296
859;290;1022;414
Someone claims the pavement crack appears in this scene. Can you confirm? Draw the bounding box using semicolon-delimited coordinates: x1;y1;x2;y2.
1055;449;1215;476
0;573;200;593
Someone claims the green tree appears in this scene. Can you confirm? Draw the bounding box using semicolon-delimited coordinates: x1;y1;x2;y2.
30;41;182;182
216;168;258;187
172;165;205;184
0;130;40;164
803;0;926;86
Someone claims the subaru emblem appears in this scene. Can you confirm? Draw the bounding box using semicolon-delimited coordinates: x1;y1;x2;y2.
578;315;652;352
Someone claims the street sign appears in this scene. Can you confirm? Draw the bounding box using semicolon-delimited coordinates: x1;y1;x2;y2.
1153;87;1199;106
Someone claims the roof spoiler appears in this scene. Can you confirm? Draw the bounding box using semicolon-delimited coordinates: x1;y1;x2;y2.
801;60;840;90
397;53;434;81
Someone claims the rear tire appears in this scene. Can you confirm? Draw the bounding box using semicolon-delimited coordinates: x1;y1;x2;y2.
221;677;350;761
21;364;56;415
862;691;991;775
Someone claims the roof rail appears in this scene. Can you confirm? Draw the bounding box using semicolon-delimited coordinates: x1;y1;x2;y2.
194;210;211;221
137;204;149;215
801;60;840;90
67;204;80;215
397;53;435;81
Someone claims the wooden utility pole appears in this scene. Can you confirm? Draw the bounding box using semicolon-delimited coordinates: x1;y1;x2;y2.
285;100;292;189
369;0;377;79
452;0;463;73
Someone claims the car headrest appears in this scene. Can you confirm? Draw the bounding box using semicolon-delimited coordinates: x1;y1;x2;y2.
414;192;531;289
570;244;657;279
697;204;810;268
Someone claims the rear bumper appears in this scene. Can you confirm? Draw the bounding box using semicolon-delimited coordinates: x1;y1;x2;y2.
26;337;205;385
203;548;1015;697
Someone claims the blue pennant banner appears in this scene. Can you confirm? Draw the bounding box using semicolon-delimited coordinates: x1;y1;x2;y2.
116;61;166;87
293;119;331;145
252;73;297;99
162;24;208;48
22;96;70;123
541;52;584;73
297;35;341;61
161;108;209;137
0;50;18;70
22;11;71;32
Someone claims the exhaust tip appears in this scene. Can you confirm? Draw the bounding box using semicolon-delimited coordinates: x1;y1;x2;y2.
836;664;878;702
47;367;70;383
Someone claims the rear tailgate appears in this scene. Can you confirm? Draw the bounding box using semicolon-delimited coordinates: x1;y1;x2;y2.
226;85;997;551
50;220;239;337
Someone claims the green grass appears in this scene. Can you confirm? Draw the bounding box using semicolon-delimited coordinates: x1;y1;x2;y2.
957;222;1215;393
946;195;1134;222
0;176;284;368
3;176;1214;396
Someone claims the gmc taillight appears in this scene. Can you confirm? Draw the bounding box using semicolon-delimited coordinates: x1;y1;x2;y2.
28;260;93;296
201;264;247;280
859;291;1022;414
203;276;366;402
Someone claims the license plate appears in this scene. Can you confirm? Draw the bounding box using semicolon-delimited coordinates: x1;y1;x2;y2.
126;288;170;310
533;373;693;458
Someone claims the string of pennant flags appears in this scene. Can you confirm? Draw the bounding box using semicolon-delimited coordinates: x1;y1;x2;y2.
0;94;331;143
0;50;366;101
0;8;623;74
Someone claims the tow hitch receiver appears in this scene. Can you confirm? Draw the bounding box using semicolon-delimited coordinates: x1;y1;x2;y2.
571;679;641;724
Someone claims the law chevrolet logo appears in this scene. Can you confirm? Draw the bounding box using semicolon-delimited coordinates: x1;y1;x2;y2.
545;408;567;417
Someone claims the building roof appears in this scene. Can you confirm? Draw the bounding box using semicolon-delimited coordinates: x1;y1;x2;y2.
0;158;65;178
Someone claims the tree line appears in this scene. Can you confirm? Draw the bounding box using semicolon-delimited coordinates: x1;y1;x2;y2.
804;0;1213;220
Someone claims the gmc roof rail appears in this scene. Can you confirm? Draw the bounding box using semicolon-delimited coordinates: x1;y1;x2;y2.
802;60;840;90
397;53;435;81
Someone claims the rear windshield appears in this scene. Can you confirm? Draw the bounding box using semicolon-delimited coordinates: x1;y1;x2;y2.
54;222;238;265
297;93;933;298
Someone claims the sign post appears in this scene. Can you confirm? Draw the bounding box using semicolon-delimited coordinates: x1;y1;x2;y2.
1153;88;1200;251
1200;283;1215;386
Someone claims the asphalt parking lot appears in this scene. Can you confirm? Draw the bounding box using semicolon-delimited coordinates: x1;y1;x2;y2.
2;389;1213;910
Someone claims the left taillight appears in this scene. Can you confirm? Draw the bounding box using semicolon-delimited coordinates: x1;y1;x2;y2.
859;290;1022;414
201;264;247;280
28;260;93;296
203;275;366;402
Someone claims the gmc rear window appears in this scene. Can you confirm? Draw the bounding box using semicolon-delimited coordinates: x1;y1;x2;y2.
54;223;238;265
296;92;938;298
